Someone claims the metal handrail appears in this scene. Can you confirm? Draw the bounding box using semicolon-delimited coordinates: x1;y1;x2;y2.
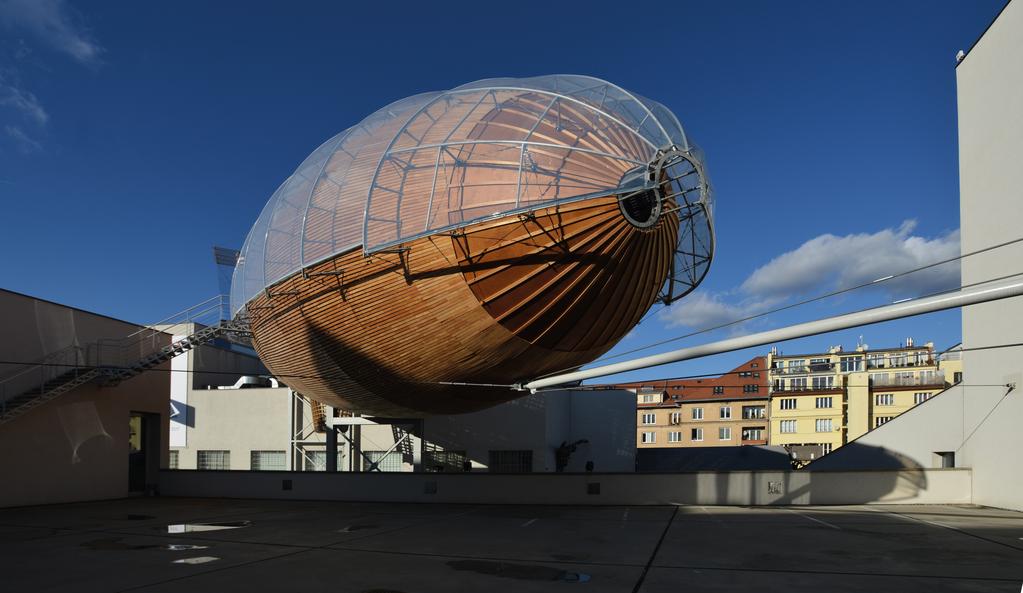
0;296;240;412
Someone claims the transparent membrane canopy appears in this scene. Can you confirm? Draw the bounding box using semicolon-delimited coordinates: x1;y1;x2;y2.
231;75;714;316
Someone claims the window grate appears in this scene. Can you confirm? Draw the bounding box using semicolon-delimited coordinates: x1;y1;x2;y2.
197;450;230;470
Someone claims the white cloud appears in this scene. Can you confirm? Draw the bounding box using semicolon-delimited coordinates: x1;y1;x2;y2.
5;124;41;152
659;220;961;330
741;220;960;299
0;72;48;124
658;291;779;330
0;1;103;153
0;0;103;65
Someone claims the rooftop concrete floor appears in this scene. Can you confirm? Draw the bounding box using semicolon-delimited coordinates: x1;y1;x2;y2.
0;498;1021;592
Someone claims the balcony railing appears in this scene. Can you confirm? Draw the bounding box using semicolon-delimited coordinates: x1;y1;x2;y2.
771;385;842;393
769;353;937;372
871;371;945;387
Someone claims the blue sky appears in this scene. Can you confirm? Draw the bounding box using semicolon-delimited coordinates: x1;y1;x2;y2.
0;0;1007;383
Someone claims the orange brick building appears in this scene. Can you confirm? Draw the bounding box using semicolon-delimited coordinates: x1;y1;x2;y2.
623;357;770;448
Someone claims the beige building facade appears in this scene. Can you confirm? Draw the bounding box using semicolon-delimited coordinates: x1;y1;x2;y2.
768;340;961;461
630;357;770;449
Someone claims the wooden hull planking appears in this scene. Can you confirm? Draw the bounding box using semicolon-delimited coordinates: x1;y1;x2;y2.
245;193;679;416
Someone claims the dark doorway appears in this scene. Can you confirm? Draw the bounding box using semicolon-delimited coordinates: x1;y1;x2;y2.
129;412;161;494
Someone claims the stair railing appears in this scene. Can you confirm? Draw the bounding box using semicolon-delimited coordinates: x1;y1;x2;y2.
1;295;248;417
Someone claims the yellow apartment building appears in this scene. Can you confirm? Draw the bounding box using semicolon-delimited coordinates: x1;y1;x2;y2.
767;339;961;462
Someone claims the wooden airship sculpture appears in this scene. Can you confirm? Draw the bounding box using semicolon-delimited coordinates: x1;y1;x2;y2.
231;75;714;417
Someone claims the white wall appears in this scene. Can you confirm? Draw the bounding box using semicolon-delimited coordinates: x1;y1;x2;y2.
159;467;971;506
956;0;1023;511
172;386;293;470
810;384;966;471
0;290;169;507
423;389;636;472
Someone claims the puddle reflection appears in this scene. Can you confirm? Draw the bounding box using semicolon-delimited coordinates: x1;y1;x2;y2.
166;520;251;533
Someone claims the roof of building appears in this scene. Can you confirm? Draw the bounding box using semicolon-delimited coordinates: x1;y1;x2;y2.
770;344;935;359
623;356;769;405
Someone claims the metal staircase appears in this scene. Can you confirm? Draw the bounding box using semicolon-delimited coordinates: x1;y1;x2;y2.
0;296;251;425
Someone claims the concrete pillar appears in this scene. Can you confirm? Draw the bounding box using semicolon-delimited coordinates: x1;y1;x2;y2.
326;426;338;473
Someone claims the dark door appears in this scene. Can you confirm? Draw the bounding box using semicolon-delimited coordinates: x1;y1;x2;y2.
129;412;161;493
128;413;145;492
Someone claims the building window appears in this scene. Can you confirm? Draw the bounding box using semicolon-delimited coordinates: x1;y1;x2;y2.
669;411;681;425
739;371;751;377
668;431;681;443
306;451;325;471
168;450;179;470
953;371;963;383
488;450;533;473
742;427;764;441
743;384;759;393
641;412;656;425
811;376;833;390
779;398;797;410
752;361;759;368
691;428;704;441
640;394;657;403
366;451;403;472
840;356;862;372
815;396;833;409
713;386;724;394
197;450;230;470
914;392;932;404
815;419;833;433
250;450;286;471
423;449;467;472
809;358;830;372
641;432;656;444
876;393;895;406
787;360;806;372
719;427;731;440
791;377;807;390
720;406;732;419
822;443;833;455
742;405;766;419
780;419;797;433
867;354;885;369
692;407;703;420
875;416;894;428
305;451;343;471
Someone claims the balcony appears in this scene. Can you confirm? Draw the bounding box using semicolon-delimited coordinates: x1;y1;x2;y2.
870;371;946;388
771;365;829;375
771;385;843;394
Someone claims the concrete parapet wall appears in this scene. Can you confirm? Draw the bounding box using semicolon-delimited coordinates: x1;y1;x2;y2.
159;467;970;506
